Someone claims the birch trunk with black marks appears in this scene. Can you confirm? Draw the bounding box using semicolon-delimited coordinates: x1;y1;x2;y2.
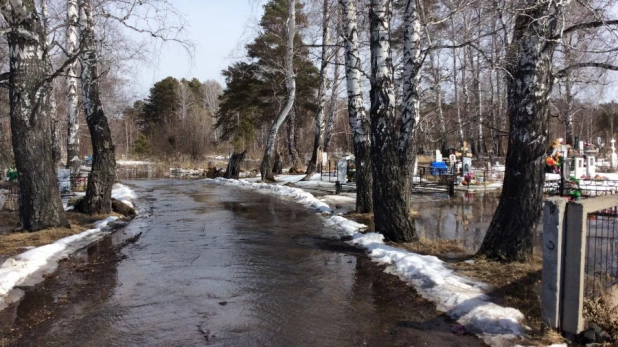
475;48;484;157
324;42;341;153
564;44;575;146
66;0;80;174
1;0;68;231
429;51;446;154
453;48;464;147
478;1;559;261
369;0;416;242
41;0;60;166
260;0;296;182
324;8;342;154
77;0;116;215
286;107;301;169
340;0;372;213
304;0;330;179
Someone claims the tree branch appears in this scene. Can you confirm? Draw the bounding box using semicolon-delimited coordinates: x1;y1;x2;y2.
555;62;618;79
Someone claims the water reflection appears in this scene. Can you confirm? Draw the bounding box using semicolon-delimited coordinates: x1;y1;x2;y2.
412;192;501;252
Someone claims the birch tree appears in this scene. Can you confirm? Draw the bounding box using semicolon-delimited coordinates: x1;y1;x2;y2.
304;0;330;179
369;0;416;241
478;0;618;261
75;0;116;214
66;0;80;174
0;0;68;230
339;0;372;213
260;0;297;182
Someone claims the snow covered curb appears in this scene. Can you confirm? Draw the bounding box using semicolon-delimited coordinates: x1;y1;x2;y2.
0;184;137;311
209;177;332;213
207;177;528;346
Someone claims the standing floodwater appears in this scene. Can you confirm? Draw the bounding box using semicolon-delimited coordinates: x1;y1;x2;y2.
5;180;482;346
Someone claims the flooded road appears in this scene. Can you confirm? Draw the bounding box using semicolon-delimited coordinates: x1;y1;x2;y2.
4;180;483;346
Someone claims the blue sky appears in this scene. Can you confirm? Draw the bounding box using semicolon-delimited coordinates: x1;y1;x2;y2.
132;0;263;98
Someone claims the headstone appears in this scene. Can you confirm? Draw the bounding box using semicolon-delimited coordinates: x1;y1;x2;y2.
462;157;472;177
574;157;585;179
57;169;71;195
321;152;328;167
435;149;443;162
586;156;596;177
597;137;602;146
449;154;457;170
337;159;348;183
562;158;572;180
413;156;419;176
578;141;584;152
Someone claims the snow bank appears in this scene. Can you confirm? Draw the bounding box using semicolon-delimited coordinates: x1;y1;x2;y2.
327;217;525;345
209;177;332;213
0;185;137;311
207;178;528;346
112;183;137;209
116;160;151;166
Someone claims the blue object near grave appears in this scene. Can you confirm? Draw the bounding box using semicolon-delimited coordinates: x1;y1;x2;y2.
430;161;449;176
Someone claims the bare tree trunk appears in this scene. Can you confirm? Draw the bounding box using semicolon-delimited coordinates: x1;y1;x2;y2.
66;0;81;174
2;0;68;231
260;0;297;182
42;0;60;166
77;0;117;215
224;150;246;179
475;47;484;157
429;51;446;154
453;47;464;147
340;0;372;213
305;0;330;178
287;107;301;169
478;2;557;262
324;8;342;154
369;0;416;242
564;66;575;146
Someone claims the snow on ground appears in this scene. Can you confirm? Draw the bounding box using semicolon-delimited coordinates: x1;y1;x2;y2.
0;185;137;311
207;177;528;346
210;177;332;213
116;160;151;166
64;183;137;210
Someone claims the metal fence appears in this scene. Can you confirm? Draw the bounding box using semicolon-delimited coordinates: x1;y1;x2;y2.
585;206;618;299
544;177;618;199
0;182;19;212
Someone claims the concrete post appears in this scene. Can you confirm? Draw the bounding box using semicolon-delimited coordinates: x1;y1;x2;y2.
563;201;587;337
542;197;568;330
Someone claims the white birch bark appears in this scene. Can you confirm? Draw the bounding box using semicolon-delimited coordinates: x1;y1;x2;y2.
370;0;415;241
78;0;117;214
304;0;330;178
66;0;80;173
340;0;372;213
453;47;464;146
41;0;60;165
324;41;341;153
260;0;297;181
400;0;421;162
0;0;68;230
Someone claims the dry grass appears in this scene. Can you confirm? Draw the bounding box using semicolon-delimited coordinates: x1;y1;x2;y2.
417;155;434;164
450;256;566;345
584;297;618;341
0;211;121;256
398;238;468;257
0;212;19;228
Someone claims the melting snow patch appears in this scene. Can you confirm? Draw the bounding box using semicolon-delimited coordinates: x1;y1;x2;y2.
0;184;137;311
209;178;529;346
208;177;332;214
